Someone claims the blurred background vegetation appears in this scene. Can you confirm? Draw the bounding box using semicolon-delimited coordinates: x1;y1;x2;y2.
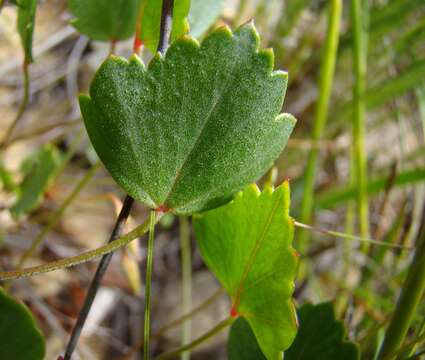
0;0;424;359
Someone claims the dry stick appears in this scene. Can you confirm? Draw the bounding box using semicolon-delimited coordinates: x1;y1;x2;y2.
61;4;179;357
0;61;30;149
63;195;135;360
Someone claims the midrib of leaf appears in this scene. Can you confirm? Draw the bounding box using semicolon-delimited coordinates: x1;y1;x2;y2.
232;197;280;309
161;45;242;207
240;260;290;295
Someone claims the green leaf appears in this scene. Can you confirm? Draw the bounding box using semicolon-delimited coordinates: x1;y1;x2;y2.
194;182;298;359
10;144;62;219
228;317;267;360
285;302;360;360
0;288;45;360
138;0;190;53
69;0;140;41
17;0;37;63
80;23;295;214
228;303;359;360
188;0;222;38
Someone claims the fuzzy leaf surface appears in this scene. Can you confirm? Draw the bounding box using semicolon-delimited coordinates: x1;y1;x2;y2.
81;24;295;214
17;0;37;63
285;302;360;360
138;0;190;53
11;144;62;219
194;183;298;359
0;289;45;360
69;0;140;41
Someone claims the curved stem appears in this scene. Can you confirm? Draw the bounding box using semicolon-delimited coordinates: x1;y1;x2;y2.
0;212;161;281
144;210;157;359
155;317;234;360
1;61;30;148
63;195;135;360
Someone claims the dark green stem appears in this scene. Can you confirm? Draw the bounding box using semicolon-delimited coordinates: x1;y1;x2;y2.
377;208;425;359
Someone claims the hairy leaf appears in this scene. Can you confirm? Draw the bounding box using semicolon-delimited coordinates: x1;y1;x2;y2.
194;183;298;359
0;289;45;360
11;144;62;219
69;0;140;41
188;0;222;38
81;24;295;214
285;302;360;360
17;0;37;63
137;0;190;53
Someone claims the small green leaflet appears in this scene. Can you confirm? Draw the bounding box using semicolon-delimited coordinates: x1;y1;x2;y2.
137;0;190;53
16;0;37;63
69;0;140;41
80;23;295;214
285;302;360;360
11;144;62;219
194;183;298;359
228;302;360;360
0;289;45;360
189;0;222;38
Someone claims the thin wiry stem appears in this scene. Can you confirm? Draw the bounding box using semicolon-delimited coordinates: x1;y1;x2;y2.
294;221;413;251
63;195;135;360
144;210;157;359
179;216;192;360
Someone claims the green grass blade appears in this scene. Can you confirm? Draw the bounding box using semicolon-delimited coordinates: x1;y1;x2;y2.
297;0;342;252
